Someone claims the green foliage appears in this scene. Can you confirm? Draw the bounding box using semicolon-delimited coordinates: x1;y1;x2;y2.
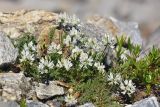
111;37;160;96
14;32;36;53
73;74;122;107
20;98;27;107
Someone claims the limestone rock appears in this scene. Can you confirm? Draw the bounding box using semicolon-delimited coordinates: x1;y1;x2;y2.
143;27;160;52
0;10;58;38
46;100;61;107
35;81;64;100
27;100;49;107
0;32;18;66
86;15;143;46
0;101;19;107
126;96;160;107
0;73;32;101
110;17;143;46
81;23;107;42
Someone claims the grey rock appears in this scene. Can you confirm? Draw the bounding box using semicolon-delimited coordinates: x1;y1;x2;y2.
27;100;49;107
0;101;19;107
110;17;143;46
78;103;95;107
84;16;142;46
0;32;18;66
0;73;32;101
126;96;160;107
46;99;61;107
81;23;107;42
35;81;64;100
143;27;160;52
138;27;160;59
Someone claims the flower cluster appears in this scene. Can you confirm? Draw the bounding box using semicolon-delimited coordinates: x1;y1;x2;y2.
56;58;73;71
107;72;136;96
47;42;62;54
20;41;36;64
38;57;54;74
120;80;136;96
57;13;81;31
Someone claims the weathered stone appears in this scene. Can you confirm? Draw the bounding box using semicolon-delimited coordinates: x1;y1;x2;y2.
126;96;160;107
81;23;107;42
27;100;49;107
35;81;64;100
0;101;19;107
0;32;18;66
86;15;143;46
137;27;160;59
0;10;58;38
143;27;160;52
46;100;61;107
2;86;21;101
0;73;32;101
110;17;143;46
78;103;95;107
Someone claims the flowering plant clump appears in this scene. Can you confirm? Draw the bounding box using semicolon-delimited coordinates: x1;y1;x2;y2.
15;13;160;106
19;13;110;83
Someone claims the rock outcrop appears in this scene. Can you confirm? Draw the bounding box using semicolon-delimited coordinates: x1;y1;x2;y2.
0;10;58;38
35;81;64;100
86;15;143;46
0;32;18;66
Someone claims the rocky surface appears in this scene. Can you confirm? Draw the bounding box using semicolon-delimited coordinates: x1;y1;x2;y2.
35;81;64;100
0;101;19;107
0;73;31;101
0;73;65;106
86;15;143;46
143;27;160;52
27;100;49;107
0;10;58;38
0;32;18;66
126;96;160;107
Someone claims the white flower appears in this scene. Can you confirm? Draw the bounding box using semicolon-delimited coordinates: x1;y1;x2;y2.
120;49;129;61
47;42;62;54
56;60;63;68
87;57;93;66
79;52;93;68
58;13;81;27
20;49;35;63
94;62;105;73
64;35;71;46
20;42;36;63
64;94;77;106
69;27;79;36
120;80;136;96
107;72;122;85
58;12;68;26
38;57;54;74
102;34;110;44
28;41;36;51
70;14;80;26
79;52;88;63
85;38;97;49
93;42;103;52
103;35;116;49
72;46;82;54
71;46;83;58
62;58;73;71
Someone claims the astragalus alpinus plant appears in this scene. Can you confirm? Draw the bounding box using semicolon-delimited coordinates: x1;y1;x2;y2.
14;13;160;106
